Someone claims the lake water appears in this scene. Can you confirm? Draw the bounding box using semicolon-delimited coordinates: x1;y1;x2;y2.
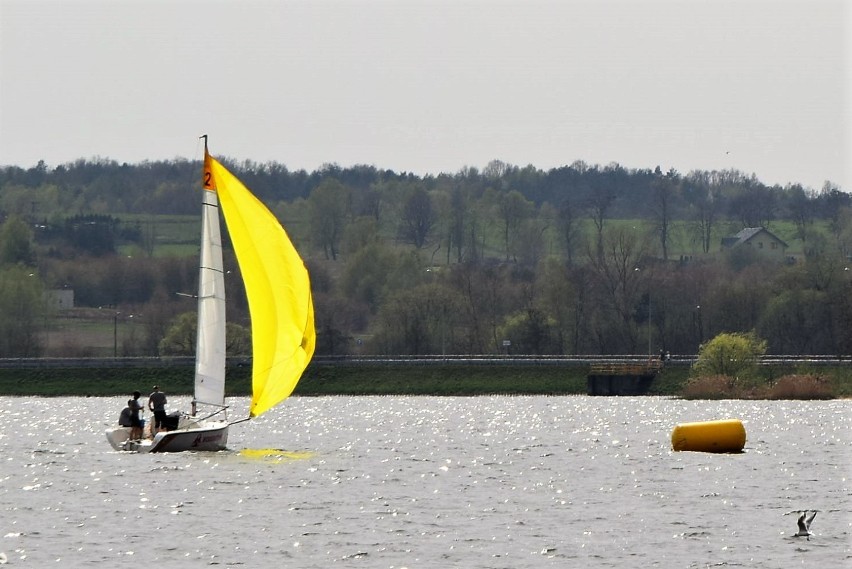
0;395;849;568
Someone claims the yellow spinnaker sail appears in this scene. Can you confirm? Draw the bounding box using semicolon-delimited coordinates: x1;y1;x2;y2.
204;151;316;418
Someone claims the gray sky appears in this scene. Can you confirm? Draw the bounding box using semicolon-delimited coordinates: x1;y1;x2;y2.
1;0;848;190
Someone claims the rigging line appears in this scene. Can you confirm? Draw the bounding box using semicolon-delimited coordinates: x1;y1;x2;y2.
229;417;252;426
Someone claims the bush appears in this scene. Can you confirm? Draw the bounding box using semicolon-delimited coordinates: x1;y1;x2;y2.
692;331;767;380
680;372;836;400
680;374;770;399
768;374;834;400
681;374;738;399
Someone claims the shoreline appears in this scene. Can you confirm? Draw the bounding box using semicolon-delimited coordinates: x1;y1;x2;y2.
1;361;849;398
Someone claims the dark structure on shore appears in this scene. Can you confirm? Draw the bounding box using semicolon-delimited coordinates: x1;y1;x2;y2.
587;361;662;395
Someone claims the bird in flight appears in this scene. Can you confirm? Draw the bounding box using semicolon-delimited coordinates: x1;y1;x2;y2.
794;510;817;540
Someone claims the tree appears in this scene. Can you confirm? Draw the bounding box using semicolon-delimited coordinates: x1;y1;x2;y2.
0;215;35;266
586;183;615;262
0;267;46;356
757;289;832;354
728;176;774;228
692;331;767;379
158;312;197;355
307;179;351;260
313;291;369;356
399;186;434;249
340;243;398;312
818;182;851;242
342;216;381;257
786;183;816;243
431;184;470;264
557;196;582;265
650;172;678;261
499;308;558;354
515;205;551;267
57;214;120;256
449;186;468;263
685;172;720;254
587;227;651;352
497;190;532;261
158;311;250;356
372;283;463;354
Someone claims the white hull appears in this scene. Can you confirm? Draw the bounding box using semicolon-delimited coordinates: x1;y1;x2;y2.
106;418;229;453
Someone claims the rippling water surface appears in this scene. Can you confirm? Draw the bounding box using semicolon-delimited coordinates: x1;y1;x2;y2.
0;395;849;567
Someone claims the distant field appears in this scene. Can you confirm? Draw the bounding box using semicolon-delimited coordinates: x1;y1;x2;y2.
115;212;814;261
46;309;145;357
117;212;311;258
116;214;199;257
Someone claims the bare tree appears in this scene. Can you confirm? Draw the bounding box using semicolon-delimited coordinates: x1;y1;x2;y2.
686;171;720;254
587;227;651;352
651;171;678;261
557;196;582;265
728;173;774;228
399;187;434;249
785;183;814;242
586;185;614;262
497;190;532;262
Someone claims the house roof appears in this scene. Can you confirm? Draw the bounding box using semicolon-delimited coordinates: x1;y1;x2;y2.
723;227;788;249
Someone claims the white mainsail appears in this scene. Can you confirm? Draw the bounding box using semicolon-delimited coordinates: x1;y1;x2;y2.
193;185;227;408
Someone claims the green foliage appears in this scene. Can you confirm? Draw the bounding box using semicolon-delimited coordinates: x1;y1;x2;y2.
692;331;767;380
399;186;435;248
371;283;465;354
308;179;350;260
225;322;252;356
159;312;251;356
0;215;35;265
0;266;46;356
757;289;832;354
499;309;559;355
340;243;399;311
158;312;196;355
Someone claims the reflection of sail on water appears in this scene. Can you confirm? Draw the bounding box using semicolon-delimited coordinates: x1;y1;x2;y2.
204;151;316;418
106;142;315;453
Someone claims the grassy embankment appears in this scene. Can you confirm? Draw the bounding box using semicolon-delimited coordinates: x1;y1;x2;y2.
0;362;849;398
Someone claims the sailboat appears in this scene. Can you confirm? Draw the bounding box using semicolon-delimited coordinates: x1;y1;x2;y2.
106;138;315;452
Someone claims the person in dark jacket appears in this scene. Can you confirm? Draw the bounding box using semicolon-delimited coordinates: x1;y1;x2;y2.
128;391;144;440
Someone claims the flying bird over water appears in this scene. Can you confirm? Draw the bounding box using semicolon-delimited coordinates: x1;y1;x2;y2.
794;510;817;540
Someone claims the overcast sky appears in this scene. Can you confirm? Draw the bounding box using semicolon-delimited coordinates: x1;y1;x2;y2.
1;0;848;190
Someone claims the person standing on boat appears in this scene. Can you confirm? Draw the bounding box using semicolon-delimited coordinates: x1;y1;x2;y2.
128;391;144;440
148;385;167;435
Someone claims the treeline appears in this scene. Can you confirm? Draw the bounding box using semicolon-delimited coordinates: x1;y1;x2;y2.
1;157;849;221
0;157;850;358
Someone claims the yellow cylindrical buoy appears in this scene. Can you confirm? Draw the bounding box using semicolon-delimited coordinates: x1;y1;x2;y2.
671;419;746;453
